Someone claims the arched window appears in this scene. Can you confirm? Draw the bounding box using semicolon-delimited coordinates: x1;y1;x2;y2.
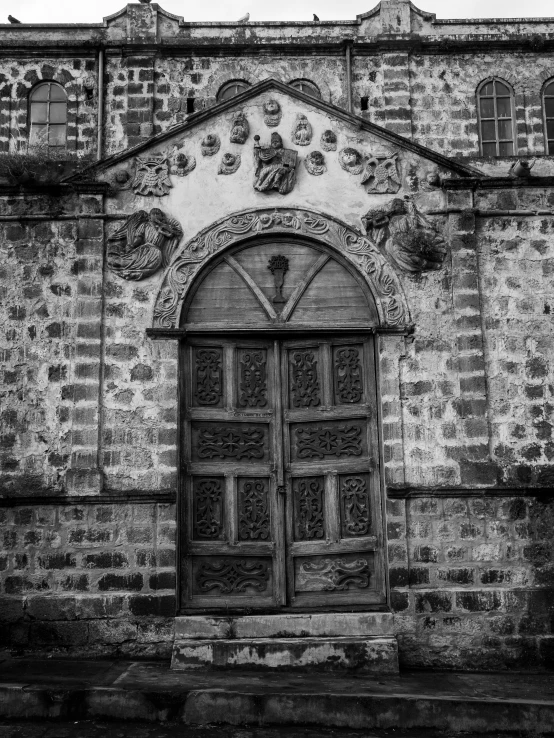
29;82;67;147
217;80;250;102
543;80;554;154
289;79;321;99
477;79;515;157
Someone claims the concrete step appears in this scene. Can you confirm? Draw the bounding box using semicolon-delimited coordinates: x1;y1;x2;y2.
171;612;398;672
1;660;554;733
171;635;398;672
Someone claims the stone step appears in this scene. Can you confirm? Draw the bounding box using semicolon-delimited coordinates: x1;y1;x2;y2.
174;612;395;640
171;635;399;672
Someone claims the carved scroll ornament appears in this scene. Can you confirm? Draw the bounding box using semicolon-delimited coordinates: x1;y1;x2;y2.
362;196;447;274
297;557;370;591
152;208;410;330
197;558;270;594
107;208;183;281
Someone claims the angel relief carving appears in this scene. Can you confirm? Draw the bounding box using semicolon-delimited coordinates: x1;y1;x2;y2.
362;196;447;274
107;209;183;281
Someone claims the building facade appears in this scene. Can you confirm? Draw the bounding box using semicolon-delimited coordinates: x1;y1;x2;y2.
1;0;554;670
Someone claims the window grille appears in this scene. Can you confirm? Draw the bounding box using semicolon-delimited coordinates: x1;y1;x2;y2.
217;81;250;102
289;79;322;99
30;82;68;147
477;79;515;157
543;80;554;155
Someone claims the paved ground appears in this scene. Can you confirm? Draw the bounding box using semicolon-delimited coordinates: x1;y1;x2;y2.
0;723;515;738
1;660;553;734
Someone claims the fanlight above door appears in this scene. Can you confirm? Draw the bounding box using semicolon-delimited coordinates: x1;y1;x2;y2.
182;239;379;330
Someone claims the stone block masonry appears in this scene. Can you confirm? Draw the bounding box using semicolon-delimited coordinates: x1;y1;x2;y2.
389;495;554;670
0;502;176;657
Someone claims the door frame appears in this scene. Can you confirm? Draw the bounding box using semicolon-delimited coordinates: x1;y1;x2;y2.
177;329;389;615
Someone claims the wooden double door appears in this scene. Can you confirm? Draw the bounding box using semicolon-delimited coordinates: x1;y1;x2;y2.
180;334;385;612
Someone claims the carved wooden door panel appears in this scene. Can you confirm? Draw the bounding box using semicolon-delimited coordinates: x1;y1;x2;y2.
181;337;285;610
282;336;385;608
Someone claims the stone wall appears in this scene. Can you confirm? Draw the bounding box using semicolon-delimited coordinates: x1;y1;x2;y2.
0;502;176;657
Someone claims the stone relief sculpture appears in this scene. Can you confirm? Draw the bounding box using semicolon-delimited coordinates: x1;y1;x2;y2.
361;152;401;194
132;155;172;196
170;151;196;177
304;151;326;176
291;113;312;146
218;153;242;175
201;134;221;156
110;168;133;191
107;208;183;281
230;112;249;144
338;148;364;175
320;130;337;151
362;197;446;274
268;254;289;304
253;133;297;195
263;99;282;127
153;208;408;331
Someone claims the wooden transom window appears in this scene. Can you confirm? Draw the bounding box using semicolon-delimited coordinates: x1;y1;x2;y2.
30;82;68;147
477;79;515;157
289;79;322;99
543;80;554;155
217;81;250;102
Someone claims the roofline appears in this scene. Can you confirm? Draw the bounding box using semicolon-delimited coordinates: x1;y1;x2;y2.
67;78;482;182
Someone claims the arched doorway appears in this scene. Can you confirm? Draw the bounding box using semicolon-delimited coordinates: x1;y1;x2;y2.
179;236;386;612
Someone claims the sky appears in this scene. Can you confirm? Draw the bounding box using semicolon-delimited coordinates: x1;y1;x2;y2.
4;0;554;24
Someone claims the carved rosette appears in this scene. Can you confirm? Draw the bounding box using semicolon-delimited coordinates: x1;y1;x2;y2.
152;208;410;330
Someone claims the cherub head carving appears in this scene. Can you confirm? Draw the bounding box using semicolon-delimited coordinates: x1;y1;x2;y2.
230;112;249;144
321;130;337;151
338;147;364;175
201;133;221;156
263;98;282;127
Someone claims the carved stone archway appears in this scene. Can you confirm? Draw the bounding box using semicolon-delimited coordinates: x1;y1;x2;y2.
152;207;411;329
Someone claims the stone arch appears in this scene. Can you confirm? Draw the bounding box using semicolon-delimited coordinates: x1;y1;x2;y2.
151;207;411;330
